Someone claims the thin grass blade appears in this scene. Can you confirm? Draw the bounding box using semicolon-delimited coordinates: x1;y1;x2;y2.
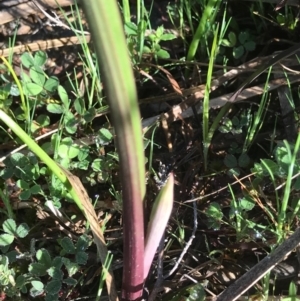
203;25;219;170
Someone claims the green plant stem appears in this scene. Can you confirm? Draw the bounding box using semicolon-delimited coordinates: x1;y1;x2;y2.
57;2;101;104
278;135;300;233
186;0;221;62
122;0;131;24
260;160;278;225
203;24;219;170
97;252;114;301
81;1;146;300
243;68;271;152
1;57;28;121
228;185;241;236
0;110;87;211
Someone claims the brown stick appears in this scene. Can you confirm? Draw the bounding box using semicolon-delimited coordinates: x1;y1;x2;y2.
0;0;75;25
0;35;91;57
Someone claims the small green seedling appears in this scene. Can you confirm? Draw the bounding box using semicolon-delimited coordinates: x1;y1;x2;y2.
146;25;177;59
125;23;176;61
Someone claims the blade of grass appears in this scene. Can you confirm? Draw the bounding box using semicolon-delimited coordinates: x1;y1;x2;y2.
203;24;219;170
260;159;278;224
96;252;114;301
228;185;242;239
183;0;195;35
278;135;300;234
122;0;131;24
243;68;272;152
186;0;221;62
1;57;27;120
56;2;102;103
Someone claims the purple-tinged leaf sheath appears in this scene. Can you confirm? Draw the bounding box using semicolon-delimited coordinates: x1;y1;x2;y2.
144;173;174;279
81;1;146;300
121;168;145;301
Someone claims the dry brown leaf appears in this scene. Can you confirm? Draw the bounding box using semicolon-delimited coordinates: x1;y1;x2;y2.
157;65;183;96
60;166;119;301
